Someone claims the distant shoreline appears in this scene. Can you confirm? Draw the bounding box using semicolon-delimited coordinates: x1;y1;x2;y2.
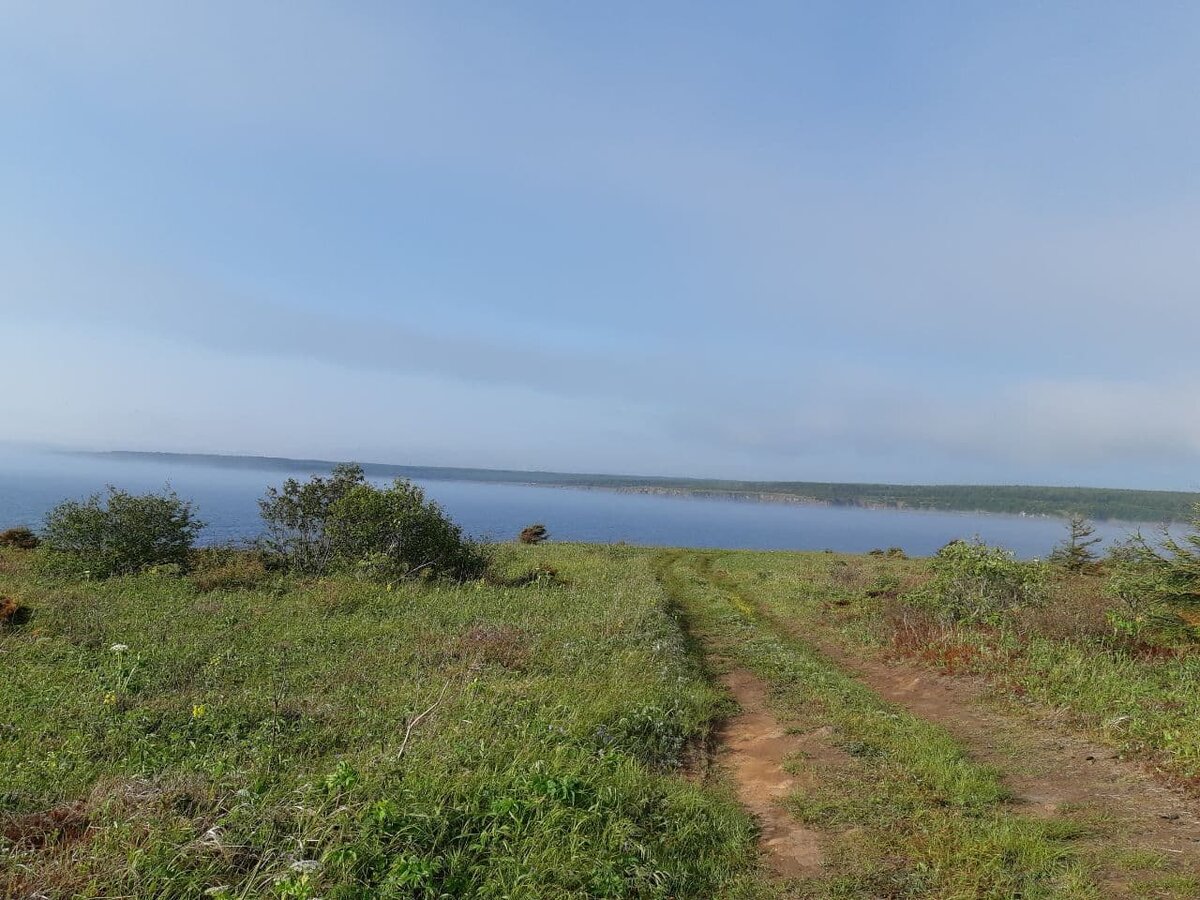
71;450;1198;524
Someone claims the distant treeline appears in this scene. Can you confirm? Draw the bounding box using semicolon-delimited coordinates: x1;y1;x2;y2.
93;451;1198;523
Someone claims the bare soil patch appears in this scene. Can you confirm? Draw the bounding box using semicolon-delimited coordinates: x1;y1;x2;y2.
717;668;831;878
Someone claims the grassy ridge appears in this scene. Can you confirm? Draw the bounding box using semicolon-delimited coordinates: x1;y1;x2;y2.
93;451;1198;523
0;545;767;898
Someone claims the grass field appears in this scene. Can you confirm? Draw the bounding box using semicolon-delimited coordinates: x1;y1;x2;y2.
0;545;765;898
4;542;1200;897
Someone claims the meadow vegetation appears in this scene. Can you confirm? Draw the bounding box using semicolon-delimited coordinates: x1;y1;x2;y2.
655;550;1096;898
0;542;765;898
730;509;1200;787
5;482;1200;897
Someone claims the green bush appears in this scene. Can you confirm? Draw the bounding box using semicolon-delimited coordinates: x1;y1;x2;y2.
912;539;1048;624
329;480;489;581
260;465;488;580
258;463;366;574
39;487;204;578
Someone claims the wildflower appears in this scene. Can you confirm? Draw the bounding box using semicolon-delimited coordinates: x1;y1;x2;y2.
192;704;207;719
110;643;130;653
289;859;320;874
103;691;117;706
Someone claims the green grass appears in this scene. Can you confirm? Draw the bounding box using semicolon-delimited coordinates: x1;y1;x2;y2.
731;550;1200;782
0;545;768;899
7;541;1199;898
654;550;1097;898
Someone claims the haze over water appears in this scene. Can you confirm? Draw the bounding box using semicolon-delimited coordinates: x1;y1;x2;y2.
0;450;1163;558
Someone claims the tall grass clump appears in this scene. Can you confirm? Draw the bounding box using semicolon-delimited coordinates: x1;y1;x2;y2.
38;487;203;578
259;464;488;580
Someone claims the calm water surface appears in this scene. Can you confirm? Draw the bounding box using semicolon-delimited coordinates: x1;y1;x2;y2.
0;451;1161;558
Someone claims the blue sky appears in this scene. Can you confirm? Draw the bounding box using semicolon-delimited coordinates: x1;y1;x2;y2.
2;2;1198;489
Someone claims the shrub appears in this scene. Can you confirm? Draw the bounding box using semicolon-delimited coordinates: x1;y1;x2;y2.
911;539;1047;624
1104;556;1192;644
1049;514;1102;573
259;465;488;580
1104;510;1200;643
328;479;489;581
518;523;549;544
40;487;204;578
258;463;367;574
0;527;40;550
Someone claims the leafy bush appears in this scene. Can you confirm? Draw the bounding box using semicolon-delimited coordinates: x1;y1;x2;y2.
518;523;549;544
258;463;367;574
260;465;488;580
329;479;488;581
40;487;204;578
0;527;40;550
912;539;1048;624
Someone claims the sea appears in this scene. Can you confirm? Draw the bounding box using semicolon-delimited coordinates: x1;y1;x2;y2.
0;449;1168;559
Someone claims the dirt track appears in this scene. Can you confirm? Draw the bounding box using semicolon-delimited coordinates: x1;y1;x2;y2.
671;551;1200;893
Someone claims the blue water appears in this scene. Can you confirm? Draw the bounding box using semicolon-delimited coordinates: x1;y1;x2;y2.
0;450;1165;558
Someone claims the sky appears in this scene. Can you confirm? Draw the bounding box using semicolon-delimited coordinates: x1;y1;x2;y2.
2;2;1198;490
